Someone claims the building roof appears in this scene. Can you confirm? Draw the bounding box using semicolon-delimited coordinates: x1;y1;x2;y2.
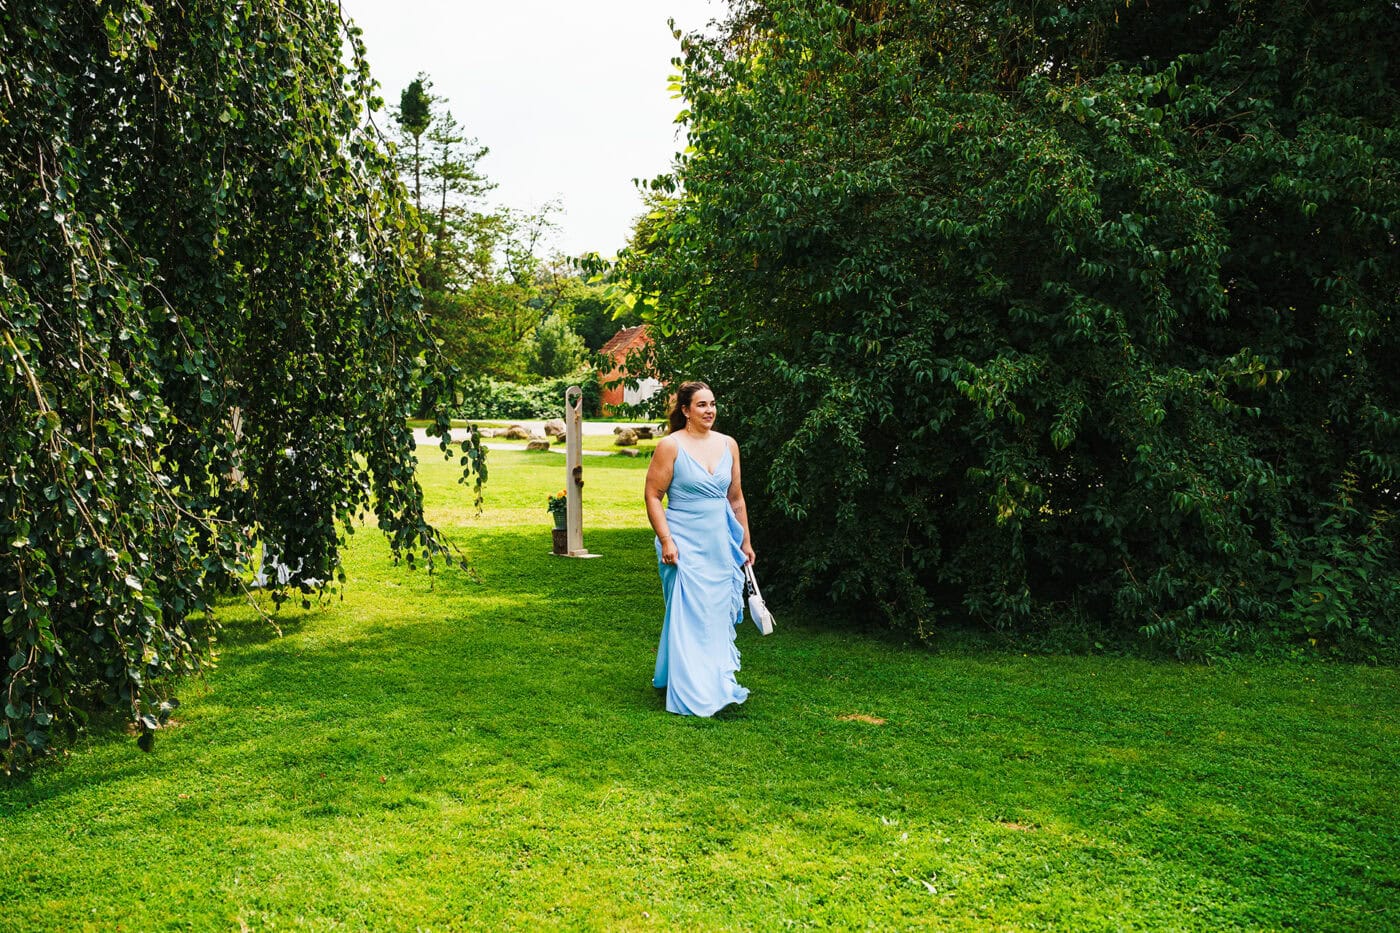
599;325;648;358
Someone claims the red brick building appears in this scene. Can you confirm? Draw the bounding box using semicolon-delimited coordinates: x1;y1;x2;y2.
597;325;659;414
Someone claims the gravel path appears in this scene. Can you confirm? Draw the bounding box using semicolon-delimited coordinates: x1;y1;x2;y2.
412;420;660;452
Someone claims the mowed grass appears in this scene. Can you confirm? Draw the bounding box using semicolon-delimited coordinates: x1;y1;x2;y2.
2;448;1397;931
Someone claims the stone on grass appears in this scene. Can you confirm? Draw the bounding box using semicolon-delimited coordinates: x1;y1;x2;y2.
504;424;530;440
526;440;552;452
618;448;640;458
614;428;638;447
543;419;566;437
634;426;654;440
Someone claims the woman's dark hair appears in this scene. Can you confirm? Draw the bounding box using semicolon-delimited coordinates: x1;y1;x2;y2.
668;381;712;434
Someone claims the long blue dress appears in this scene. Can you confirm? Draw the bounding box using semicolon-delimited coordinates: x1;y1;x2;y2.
653;445;749;716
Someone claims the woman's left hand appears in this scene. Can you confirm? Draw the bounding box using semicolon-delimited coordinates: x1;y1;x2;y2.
741;542;756;566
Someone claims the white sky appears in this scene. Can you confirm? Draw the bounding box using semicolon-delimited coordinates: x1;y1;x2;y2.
339;0;723;259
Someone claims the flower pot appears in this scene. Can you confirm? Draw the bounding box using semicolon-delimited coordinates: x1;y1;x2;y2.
551;510;567;531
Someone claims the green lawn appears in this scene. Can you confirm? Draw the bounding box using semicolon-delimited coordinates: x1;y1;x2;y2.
2;449;1397;930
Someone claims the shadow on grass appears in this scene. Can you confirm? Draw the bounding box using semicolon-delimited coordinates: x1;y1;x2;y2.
212;594;315;650
32;571;1393;929
7;516;1399;929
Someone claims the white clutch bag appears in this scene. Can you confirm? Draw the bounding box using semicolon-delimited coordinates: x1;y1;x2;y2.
743;564;775;635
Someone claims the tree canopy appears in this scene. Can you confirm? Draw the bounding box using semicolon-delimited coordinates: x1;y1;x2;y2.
621;0;1399;654
0;0;481;769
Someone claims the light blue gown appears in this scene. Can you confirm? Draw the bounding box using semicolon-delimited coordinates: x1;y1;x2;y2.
653;445;749;716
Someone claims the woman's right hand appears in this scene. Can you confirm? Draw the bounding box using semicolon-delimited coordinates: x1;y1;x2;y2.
660;537;679;565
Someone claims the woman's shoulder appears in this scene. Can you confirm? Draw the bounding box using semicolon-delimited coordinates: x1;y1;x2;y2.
654;434;680;458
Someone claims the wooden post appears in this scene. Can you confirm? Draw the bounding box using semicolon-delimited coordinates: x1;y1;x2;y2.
563;386;598;558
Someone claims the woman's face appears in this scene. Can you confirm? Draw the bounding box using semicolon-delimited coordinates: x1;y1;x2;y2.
685;389;717;429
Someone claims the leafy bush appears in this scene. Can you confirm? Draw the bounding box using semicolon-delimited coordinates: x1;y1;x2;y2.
456;372;601;420
621;0;1399;656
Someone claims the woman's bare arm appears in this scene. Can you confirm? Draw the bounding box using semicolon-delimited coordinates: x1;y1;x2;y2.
645;436;680;564
726;436;756;565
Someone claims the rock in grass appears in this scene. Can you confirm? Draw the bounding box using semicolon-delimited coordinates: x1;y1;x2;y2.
526;440;552;452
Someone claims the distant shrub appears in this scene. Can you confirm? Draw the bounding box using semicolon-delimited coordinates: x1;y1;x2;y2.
456;371;600;420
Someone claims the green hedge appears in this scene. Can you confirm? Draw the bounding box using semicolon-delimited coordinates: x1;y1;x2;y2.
455;372;600;421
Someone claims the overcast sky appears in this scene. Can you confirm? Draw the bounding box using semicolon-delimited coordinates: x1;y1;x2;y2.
339;0;723;259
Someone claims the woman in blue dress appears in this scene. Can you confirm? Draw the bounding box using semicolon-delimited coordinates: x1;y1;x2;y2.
644;381;757;716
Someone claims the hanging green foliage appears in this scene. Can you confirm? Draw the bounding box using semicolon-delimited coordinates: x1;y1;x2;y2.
622;0;1398;655
0;0;484;770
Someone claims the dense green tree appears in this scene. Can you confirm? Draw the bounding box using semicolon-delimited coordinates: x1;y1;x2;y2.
388;80;615;388
621;0;1399;654
569;277;642;351
448;206;572;381
391;80;496;293
388;91;580;386
526;313;589;378
423;110;496;289
391;77;525;395
396;75;434;260
0;0;482;769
